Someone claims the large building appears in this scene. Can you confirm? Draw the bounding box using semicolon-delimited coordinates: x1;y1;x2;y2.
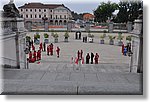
18;3;72;26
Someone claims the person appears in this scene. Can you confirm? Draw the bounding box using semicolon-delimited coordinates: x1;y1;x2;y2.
33;50;36;61
77;50;80;60
37;50;39;60
81;50;83;59
40;42;43;51
91;52;94;64
29;51;32;62
124;46;127;56
39;49;41;60
122;43;124;54
43;42;46;52
86;53;90;64
50;43;54;55
47;45;49;55
32;45;35;51
94;53;99;64
56;46;60;58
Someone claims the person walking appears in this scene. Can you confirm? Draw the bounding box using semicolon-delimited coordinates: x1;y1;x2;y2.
122;43;124;54
91;52;94;64
56;46;60;58
86;53;90;64
33;50;37;61
47;45;50;56
50;43;54;55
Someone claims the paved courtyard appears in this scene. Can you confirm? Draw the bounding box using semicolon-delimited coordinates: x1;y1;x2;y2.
1;32;142;95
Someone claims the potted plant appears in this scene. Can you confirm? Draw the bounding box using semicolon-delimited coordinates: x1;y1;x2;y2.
108;35;116;45
88;32;94;43
64;31;69;42
44;33;49;44
100;33;106;44
117;32;124;46
51;33;59;43
34;32;40;44
126;35;132;44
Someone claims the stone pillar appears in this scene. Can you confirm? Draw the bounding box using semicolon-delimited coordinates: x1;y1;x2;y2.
130;19;143;73
45;22;49;32
108;22;113;33
127;21;132;33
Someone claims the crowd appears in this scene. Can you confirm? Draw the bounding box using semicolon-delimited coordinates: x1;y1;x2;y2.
27;39;60;63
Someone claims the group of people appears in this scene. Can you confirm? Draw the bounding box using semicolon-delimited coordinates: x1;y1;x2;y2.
46;43;60;58
122;43;132;56
28;42;42;63
73;50;100;65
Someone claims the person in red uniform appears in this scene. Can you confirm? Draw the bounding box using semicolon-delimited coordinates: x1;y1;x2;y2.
47;45;49;55
40;42;43;51
39;50;41;60
50;43;53;55
56;46;60;58
33;50;36;61
122;43;124;54
29;51;32;62
94;53;99;64
32;45;35;51
37;50;40;60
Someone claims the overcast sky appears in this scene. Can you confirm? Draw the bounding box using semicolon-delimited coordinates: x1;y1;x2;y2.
0;0;120;14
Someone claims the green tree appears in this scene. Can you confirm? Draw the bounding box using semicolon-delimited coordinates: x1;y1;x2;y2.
115;0;142;23
94;1;118;23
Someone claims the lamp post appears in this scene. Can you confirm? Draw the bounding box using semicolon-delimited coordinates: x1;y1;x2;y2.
42;17;48;32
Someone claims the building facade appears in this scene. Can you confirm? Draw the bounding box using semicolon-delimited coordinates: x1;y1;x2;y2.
18;3;72;27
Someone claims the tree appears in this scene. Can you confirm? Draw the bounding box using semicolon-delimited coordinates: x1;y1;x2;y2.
94;1;118;23
114;0;142;23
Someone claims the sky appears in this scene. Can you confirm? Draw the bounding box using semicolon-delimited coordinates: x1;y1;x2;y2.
0;0;120;14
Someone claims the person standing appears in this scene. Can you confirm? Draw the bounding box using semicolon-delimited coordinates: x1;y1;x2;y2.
81;50;83;59
37;50;40;60
50;43;54;55
40;42;43;51
122;43;124;54
32;45;35;51
94;53;99;64
43;42;46;52
86;53;90;64
77;50;80;60
29;51;32;62
91;52;94;64
47;45;50;56
56;46;60;58
33;50;37;61
124;46;127;56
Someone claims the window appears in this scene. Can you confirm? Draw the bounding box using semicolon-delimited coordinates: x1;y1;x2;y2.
35;9;36;12
56;15;57;19
35;14;37;18
39;9;41;12
44;9;46;12
26;9;28;11
26;14;28;18
30;14;32;18
60;15;62;19
64;15;66;19
21;15;23;18
39;15;41;18
44;15;46;17
51;10;52;12
21;9;23;12
30;9;32;12
50;15;52;19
